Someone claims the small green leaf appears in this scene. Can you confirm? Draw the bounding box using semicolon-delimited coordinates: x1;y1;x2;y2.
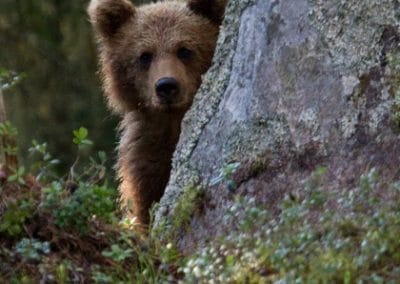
226;255;235;266
7;174;17;182
18;166;25;176
73;127;92;146
78;127;88;139
81;139;93;146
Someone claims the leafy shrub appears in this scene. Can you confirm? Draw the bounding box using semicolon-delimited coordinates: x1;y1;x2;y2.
180;168;400;283
15;238;50;261
49;183;118;233
0;199;35;237
1;122;400;283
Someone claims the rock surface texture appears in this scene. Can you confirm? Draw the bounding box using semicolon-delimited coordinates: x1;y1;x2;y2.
154;0;400;251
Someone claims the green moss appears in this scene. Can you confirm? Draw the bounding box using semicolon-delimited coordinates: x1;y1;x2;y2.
152;185;205;246
170;186;205;236
249;157;269;176
306;250;357;283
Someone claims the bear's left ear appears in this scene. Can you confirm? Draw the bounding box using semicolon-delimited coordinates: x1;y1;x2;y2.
188;0;227;25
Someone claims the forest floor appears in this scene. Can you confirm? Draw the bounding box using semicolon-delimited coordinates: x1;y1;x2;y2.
1;126;400;283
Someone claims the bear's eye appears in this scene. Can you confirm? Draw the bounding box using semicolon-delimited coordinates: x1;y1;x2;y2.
177;47;193;62
139;52;153;67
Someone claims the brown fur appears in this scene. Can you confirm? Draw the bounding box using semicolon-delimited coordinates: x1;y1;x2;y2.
88;0;226;225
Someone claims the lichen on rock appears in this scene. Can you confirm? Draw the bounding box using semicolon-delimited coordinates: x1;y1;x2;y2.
309;0;399;72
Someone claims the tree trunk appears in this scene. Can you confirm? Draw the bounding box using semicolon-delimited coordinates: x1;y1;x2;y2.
154;0;400;252
0;88;6;123
0;88;18;173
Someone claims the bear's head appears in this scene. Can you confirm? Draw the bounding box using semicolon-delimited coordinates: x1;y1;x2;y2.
88;0;226;113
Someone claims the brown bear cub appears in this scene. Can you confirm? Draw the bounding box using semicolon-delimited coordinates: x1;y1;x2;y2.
88;0;226;225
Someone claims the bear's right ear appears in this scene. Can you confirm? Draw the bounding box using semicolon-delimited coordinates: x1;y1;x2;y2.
188;0;227;25
88;0;135;39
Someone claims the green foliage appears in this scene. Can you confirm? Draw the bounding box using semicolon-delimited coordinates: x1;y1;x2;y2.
15;238;50;261
51;184;117;234
0;0;118;173
180;167;400;283
102;244;133;262
90;228;176;284
152;185;205;249
0;123;173;282
2;125;400;282
28;140;60;181
0;68;25;90
55;260;72;284
91;269;116;284
210;162;240;191
166;185;205;240
0;199;35;237
7;166;25;185
0;121;18;137
72;127;93;148
0;121;18;158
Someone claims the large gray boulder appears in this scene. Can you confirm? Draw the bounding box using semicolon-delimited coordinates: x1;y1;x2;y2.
155;0;400;251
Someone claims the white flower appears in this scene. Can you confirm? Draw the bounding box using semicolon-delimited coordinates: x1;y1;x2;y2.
193;266;202;278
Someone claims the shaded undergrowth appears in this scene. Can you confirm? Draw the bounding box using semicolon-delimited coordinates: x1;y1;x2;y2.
1;122;400;283
181;167;400;283
0;124;179;283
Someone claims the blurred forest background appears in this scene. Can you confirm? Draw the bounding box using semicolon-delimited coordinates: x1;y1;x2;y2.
0;0;150;173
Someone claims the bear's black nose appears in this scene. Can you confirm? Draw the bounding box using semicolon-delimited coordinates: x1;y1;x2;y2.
155;77;179;103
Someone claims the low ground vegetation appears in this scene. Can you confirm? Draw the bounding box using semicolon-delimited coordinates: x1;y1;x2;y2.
1;124;400;283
